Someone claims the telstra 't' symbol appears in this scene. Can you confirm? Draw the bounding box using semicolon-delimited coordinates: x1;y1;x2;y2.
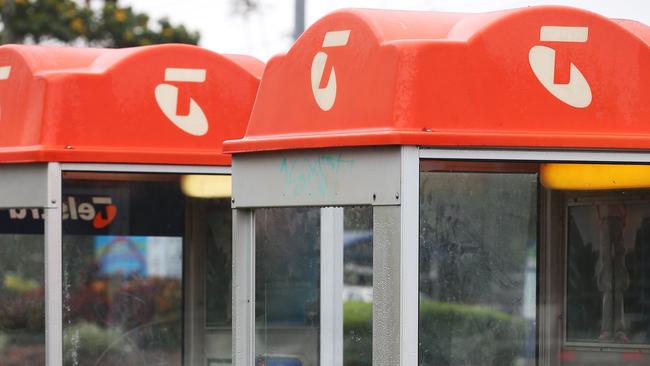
528;26;592;108
311;30;351;111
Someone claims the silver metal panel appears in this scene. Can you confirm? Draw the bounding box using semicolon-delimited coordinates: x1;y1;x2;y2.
373;206;401;366
420;148;650;163
320;207;344;366
61;163;230;174
44;163;62;366
232;209;255;366
232;147;401;208
400;146;419;365
0;163;48;208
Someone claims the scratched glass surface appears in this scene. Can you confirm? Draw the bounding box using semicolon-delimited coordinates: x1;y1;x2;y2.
343;206;373;366
419;171;537;366
202;197;233;362
205;199;232;329
255;207;321;366
0;210;45;366
61;173;232;366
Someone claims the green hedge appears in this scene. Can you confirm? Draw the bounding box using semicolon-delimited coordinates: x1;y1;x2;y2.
342;300;529;366
343;301;372;365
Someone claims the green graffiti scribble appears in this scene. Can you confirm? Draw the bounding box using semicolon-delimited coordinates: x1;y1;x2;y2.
280;154;354;197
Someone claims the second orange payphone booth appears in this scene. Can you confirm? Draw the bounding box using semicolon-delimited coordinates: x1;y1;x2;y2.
0;44;262;366
227;6;650;366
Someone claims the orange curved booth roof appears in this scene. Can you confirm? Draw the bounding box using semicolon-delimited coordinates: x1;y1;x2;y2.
224;6;650;153
0;44;263;165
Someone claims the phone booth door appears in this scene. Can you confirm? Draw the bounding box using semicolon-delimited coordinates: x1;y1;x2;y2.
231;146;419;366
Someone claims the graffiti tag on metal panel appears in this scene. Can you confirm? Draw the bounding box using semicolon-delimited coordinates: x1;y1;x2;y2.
279;154;355;198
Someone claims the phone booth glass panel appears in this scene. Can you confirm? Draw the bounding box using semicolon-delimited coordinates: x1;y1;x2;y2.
418;164;538;366
59;172;232;365
255;207;321;365
540;163;650;365
0;210;45;365
253;206;374;365
0;164;54;366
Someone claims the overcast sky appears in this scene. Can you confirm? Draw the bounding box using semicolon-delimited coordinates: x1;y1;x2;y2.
121;0;650;61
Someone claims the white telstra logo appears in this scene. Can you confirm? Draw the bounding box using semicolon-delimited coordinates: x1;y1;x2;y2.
0;65;10;120
311;30;351;111
0;66;10;80
528;26;592;108
155;67;209;136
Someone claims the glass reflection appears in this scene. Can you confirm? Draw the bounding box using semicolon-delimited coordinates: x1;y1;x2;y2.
255;207;321;366
61;174;233;366
419;171;537;366
343;206;372;366
568;201;650;344
62;177;185;366
0;216;44;366
203;199;233;363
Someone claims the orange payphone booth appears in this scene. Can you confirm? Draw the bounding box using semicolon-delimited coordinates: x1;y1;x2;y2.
0;44;262;366
227;6;650;366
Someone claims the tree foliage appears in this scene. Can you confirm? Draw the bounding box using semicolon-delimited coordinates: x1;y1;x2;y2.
0;0;200;47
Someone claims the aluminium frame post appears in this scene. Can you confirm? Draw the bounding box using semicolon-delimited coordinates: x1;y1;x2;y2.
45;162;63;366
320;207;344;366
232;208;255;365
372;146;419;366
400;146;419;365
373;206;401;365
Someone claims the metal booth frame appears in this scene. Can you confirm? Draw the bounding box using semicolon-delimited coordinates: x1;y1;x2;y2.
231;146;420;366
231;145;650;366
0;42;262;366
